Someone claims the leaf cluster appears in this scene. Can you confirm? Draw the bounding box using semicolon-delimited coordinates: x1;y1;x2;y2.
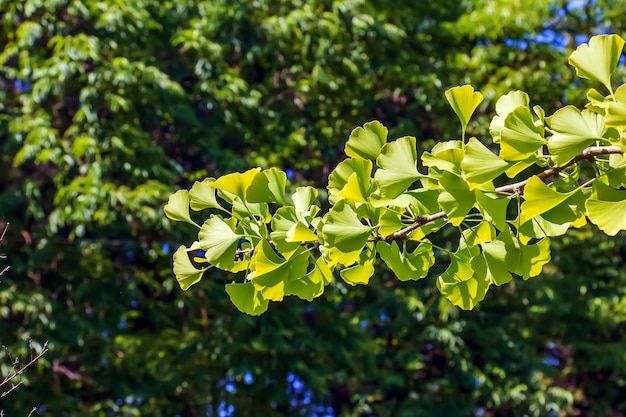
167;34;626;315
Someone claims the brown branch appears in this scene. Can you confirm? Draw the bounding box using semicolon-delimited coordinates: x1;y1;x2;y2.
1;341;49;398
375;145;623;242
225;145;623;256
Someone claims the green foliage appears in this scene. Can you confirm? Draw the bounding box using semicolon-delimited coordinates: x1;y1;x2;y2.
167;34;626;315
3;0;626;416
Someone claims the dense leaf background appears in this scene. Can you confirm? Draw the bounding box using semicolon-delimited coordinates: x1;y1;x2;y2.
1;0;625;416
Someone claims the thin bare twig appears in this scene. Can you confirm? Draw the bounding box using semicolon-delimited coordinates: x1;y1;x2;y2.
1;341;49;398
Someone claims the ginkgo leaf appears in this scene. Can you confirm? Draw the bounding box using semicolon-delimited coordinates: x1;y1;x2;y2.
173;244;208;290
225;281;269;316
247;167;288;205
520;176;580;223
164;189;199;226
499;106;546;161
490;90;531;143
461;137;510;189
292;186;318;217
437;253;490;310
519;238;551;280
605;84;626;128
374;136;423;198
475;189;509;231
211;168;260;200
328;157;373;203
586;181;626;235
568;34;625;94
445;85;484;138
548;106;605;165
478;240;512;285
340;261;375;285
286;221;318;242
189;179;223;211
345;120;387;160
247;240;308;301
376;241;434;282
270;207;302;257
321;200;377;266
198;216;242;267
437;171;475;226
421;140;464;176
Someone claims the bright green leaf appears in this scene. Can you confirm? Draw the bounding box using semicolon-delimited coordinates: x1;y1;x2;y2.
445;85;484;138
376;241;434;282
345;120;387;160
225;281;269;316
173;244;208;290
247;168;288;205
211;168;260;200
198;216;242;267
374;136;423;198
164;189;199;227
437;171;475;226
548;106;605;165
340;261;375;285
568;34;625;95
461;137;510;189
586;181;626;235
321;200;377;266
499;106;546;161
189;179;223;211
489;90;530;143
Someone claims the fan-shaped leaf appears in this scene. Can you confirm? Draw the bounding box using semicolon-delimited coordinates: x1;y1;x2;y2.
586;181;626;235
374;136;423;198
164;190;199;226
568;34;625;94
225;281;269;316
345;120;387;160
173;244;208;290
247;168;288;205
445;85;484;137
462;137;510;189
376;241;434;282
548;106;605;165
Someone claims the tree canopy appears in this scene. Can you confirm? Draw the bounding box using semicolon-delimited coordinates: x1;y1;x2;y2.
1;1;626;416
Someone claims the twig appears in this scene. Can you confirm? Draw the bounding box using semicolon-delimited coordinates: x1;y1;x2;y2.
1;341;49;398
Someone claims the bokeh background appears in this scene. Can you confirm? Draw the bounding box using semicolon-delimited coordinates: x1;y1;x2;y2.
1;0;626;416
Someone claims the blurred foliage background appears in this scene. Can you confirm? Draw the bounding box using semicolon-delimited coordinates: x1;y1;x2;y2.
1;0;625;416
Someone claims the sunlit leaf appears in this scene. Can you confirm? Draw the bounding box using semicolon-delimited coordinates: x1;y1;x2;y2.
376;241;434;281
247;167;288;205
586;181;626;235
198;216;242;267
340;261;375;285
499;106;546;161
173;244;208;290
164;189;199;226
548;106;605;165
374;136;423;198
211;168;260;200
520;176;580;223
437;171;475;226
328;157;373;203
568;34;625;94
248;240;309;301
225;281;269;316
345;120;387;160
437;251;490;310
475;189;509;231
321;200;377;266
445;85;484;138
189;179;223;211
489;90;531;143
461;137;510;189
